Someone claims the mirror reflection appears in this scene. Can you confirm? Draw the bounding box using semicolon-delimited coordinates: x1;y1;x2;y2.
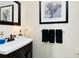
0;1;21;25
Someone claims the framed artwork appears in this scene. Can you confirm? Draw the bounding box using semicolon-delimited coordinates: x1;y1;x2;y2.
0;1;21;26
39;1;68;24
0;5;14;22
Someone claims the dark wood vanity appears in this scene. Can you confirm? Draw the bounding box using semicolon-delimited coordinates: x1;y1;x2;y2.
0;42;32;58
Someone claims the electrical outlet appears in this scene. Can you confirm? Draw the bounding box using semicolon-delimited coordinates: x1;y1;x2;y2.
75;48;79;55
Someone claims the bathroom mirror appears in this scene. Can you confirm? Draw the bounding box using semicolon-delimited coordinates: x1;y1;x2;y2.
0;1;21;25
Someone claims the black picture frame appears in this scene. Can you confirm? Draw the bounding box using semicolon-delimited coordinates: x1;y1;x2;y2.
14;1;21;26
0;1;21;26
39;1;68;24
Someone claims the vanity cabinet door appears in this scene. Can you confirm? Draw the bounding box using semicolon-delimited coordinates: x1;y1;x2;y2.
9;42;32;58
25;42;32;58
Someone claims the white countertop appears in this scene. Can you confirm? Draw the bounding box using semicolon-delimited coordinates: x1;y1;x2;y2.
0;36;33;55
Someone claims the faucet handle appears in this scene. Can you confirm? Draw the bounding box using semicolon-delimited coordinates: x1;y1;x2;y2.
10;34;16;38
12;35;16;38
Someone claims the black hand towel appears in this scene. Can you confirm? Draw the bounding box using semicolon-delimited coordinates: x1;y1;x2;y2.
56;29;63;43
42;29;49;42
49;30;55;43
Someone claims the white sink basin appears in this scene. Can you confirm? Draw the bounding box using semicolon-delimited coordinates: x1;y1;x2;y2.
0;36;33;55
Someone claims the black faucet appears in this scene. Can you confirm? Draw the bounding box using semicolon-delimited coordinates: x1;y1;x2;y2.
6;34;16;42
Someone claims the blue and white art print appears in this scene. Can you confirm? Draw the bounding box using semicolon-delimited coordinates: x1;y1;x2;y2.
40;1;68;24
44;2;61;18
0;5;12;22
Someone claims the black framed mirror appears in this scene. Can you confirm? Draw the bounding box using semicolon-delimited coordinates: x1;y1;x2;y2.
0;1;21;26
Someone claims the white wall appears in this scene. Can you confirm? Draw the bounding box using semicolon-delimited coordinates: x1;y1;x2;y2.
20;1;79;58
